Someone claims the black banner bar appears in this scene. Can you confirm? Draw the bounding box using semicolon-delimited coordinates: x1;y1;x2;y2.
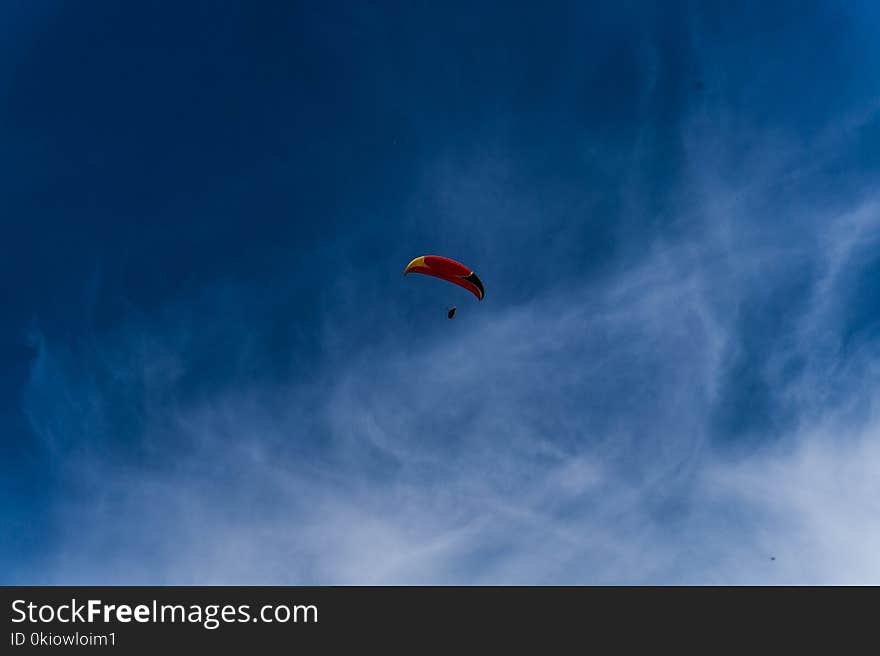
1;586;872;651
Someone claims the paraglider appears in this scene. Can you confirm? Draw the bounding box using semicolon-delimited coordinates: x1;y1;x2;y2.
403;255;484;299
404;255;484;318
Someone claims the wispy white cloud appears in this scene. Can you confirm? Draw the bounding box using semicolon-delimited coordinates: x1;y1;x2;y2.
21;176;880;584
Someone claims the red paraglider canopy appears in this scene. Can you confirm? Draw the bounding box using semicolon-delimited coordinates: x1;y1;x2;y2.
403;255;484;300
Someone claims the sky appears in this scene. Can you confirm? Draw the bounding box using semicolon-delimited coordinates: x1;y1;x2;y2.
3;1;880;584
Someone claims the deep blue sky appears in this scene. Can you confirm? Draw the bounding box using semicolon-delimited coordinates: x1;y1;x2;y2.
3;1;880;583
